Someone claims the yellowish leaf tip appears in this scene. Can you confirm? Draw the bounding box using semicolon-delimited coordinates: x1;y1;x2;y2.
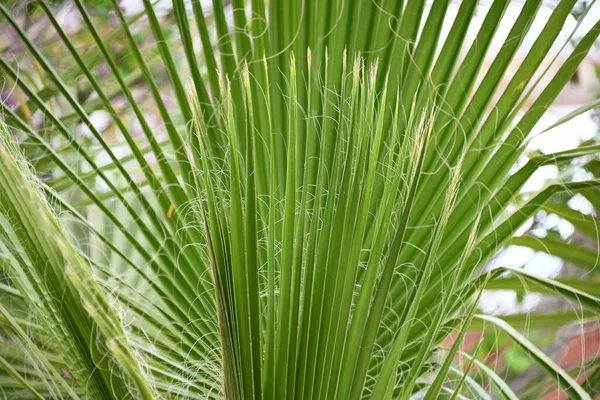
243;62;250;84
166;204;175;219
186;81;196;98
290;51;296;72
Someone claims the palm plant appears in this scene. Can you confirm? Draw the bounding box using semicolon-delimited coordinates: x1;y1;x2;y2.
0;0;599;399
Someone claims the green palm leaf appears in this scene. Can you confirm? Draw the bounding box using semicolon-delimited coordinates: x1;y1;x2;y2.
1;1;599;399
